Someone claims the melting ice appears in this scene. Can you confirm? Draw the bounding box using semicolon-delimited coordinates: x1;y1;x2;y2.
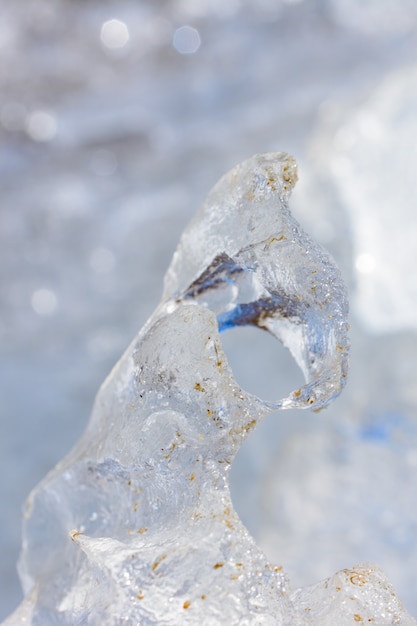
3;154;415;625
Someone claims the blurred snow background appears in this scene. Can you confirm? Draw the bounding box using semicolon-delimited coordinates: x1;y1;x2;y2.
2;0;417;619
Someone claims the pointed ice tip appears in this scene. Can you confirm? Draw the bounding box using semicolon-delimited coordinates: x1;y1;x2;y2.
254;152;298;197
232;152;298;205
164;152;301;300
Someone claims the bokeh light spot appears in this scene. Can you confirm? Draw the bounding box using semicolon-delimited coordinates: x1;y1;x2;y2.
172;25;201;55
100;19;130;49
26;110;57;142
355;253;376;274
90;247;116;274
31;289;58;315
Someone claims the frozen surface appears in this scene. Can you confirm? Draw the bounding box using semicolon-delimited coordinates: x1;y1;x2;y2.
3;154;416;625
2;0;417;621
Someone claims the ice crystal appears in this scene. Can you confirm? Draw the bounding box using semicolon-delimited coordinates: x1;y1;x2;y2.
4;154;415;625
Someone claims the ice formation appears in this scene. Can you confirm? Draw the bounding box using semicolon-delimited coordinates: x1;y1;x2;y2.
4;153;415;625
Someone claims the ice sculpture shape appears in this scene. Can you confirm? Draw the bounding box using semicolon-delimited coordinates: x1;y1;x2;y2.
4;153;415;625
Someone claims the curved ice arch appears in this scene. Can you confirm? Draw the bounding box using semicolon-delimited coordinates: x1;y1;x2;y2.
165;152;349;410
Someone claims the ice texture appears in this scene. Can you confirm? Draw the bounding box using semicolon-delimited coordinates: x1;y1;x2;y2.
3;153;414;625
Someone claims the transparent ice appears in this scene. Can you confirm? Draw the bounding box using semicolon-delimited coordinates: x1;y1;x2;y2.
3;154;415;625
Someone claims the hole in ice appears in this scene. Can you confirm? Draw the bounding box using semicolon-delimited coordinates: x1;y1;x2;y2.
219;324;304;402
